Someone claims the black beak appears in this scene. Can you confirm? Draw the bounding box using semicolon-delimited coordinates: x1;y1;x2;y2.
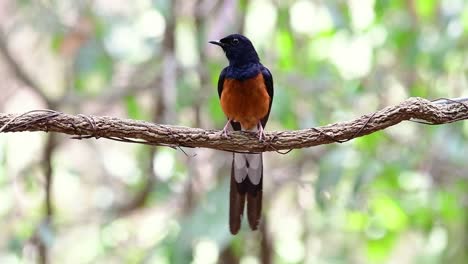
209;40;225;47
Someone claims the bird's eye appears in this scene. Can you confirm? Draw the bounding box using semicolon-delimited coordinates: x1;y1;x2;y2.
231;38;239;45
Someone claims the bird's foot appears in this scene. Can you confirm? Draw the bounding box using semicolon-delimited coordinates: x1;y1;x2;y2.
256;123;266;141
220;128;230;138
219;119;232;138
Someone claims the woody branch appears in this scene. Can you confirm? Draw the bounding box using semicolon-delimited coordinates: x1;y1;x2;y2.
0;97;467;153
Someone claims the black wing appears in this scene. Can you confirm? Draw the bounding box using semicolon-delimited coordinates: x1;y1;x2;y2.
217;67;227;98
260;66;274;128
217;67;242;131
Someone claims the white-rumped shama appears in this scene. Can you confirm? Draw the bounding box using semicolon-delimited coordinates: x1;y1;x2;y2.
210;34;274;235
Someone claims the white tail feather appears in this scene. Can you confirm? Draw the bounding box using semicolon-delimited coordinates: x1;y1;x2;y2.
232;123;263;185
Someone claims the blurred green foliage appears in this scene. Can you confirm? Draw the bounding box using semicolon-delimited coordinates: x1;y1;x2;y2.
0;0;467;263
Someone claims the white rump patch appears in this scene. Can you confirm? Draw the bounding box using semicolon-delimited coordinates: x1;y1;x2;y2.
234;153;248;183
246;154;262;185
233;153;262;185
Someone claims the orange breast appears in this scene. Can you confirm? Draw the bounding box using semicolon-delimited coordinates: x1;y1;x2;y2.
220;73;270;130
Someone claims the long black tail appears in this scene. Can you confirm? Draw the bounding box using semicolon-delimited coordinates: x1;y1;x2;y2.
229;153;263;234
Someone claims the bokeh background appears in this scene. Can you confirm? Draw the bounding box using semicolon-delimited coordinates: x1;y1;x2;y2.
1;0;468;263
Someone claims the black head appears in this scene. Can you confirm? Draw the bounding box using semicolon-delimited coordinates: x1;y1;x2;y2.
209;34;260;66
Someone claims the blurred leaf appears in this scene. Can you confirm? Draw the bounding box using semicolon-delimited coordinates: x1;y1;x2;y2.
366;232;397;262
372;165;400;191
354;131;385;153
208;95;226;126
462;7;468;31
74;40;113;94
51;33;65;53
415;0;437;21
272;87;298;129
392;29;419;65
436;191;460;221
374;0;398;21
410;207;434;232
7;237;23;255
124;95;144;119
276;30;294;71
372;196;408;231
409;83;428;97
346;211;368;231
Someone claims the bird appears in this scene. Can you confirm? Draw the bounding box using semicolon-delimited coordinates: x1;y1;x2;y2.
209;34;274;234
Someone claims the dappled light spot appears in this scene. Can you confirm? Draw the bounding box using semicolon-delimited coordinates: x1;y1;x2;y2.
289;1;333;35
349;0;376;31
244;0;277;46
193;238;219;264
328;33;373;79
153;150;175;181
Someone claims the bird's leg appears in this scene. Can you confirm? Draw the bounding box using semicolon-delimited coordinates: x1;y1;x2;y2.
220;119;232;138
256;122;266;141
